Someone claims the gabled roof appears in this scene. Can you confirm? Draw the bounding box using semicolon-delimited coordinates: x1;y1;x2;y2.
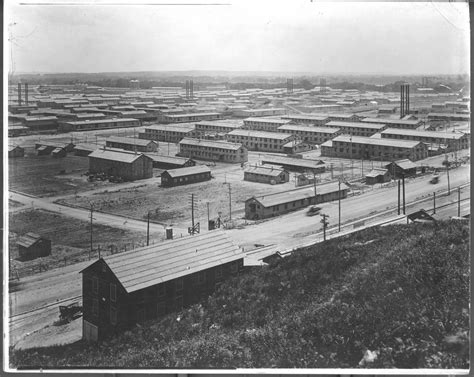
244;165;286;177
80;231;243;293
73;143;100;152
387;159;418;170
145;153;193;165
179;137;243;150
88;148;147;163
17;232;44;248
106;136;157;147
261;155;325;169
243;117;291;125
163;164;211;178
249;181;349;208
277;124;340;133
227;129;293;140
332;135;422;149
366;168;389;178
326;121;386;130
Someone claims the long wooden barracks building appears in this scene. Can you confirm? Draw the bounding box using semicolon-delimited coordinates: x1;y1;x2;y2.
242;117;291;132
321;135;428;161
277;124;340;145
105;136;158;153
245;181;349;220
139;124;196;143
80;231;244;341
161;165;211;187
178;138;248;163
225;129;295;153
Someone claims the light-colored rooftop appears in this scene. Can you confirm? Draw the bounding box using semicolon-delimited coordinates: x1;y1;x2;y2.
227;129;293;140
179;137;243;150
81;231;243;293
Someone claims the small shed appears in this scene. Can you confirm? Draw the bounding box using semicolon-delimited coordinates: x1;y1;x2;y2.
365;168;390;185
407;209;436;224
8;145;25;158
17;232;51;260
282;141;316;155
384;159;418;179
161;165;212;187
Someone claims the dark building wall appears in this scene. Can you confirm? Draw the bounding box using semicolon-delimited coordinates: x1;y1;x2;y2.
245;189;349;220
82;258;243;341
18;239;51;260
89;156;153;181
161;171;211;187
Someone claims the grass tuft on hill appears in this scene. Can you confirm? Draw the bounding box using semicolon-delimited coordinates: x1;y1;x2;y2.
11;221;469;369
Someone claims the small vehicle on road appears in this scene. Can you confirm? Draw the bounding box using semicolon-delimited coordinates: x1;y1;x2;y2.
429;174;440;184
306;206;322;216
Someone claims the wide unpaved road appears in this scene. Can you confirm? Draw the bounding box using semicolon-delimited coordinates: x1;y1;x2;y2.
7;165;470;348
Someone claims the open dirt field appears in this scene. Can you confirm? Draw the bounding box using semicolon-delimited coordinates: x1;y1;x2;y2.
57;163;299;228
9;208;147;278
8;147;104;197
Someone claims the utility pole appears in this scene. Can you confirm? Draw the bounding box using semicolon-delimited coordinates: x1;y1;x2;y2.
458;187;461;217
402;174;406;215
330;163;333;180
398;180;401;215
207;202;210;230
320;213;329;241
147;211;150;246
89;204;93;260
446;156;451;195
361;158;364;177
228;183;232;221
191;193;195;231
338;180;341;232
433;192;436;214
313;170;317;204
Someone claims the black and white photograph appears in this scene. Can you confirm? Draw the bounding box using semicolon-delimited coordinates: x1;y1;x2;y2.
4;0;471;372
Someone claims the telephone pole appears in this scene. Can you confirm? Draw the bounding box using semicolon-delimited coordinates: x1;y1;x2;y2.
320;213;329;241
433;192;436;214
191;193;195;231
402;174;406;215
397;180;401;215
338;180;341;232
312;170;317;204
228;183;232;220
458;187;461;217
89;204;93;260
147;211;150;246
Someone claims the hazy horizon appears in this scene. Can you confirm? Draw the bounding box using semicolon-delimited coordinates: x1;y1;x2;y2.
7;0;470;75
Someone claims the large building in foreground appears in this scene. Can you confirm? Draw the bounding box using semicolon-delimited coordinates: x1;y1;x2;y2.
88;149;153;181
80;231;243;341
178;138;248;163
320;135;428;161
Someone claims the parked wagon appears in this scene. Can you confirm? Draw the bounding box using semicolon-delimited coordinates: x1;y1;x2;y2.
59;302;82;321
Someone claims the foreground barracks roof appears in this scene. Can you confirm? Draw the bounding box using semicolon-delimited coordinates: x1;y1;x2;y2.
80;231;242;293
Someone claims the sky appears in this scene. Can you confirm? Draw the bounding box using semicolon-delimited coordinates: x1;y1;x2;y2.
5;0;471;75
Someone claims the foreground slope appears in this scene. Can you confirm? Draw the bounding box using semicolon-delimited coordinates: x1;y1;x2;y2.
12;221;469;369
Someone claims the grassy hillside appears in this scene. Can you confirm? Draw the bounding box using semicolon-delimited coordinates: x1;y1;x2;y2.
12;221;469;369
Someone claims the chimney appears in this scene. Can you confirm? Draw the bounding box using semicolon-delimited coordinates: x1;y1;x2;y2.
18;83;22;106
25;83;29;105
